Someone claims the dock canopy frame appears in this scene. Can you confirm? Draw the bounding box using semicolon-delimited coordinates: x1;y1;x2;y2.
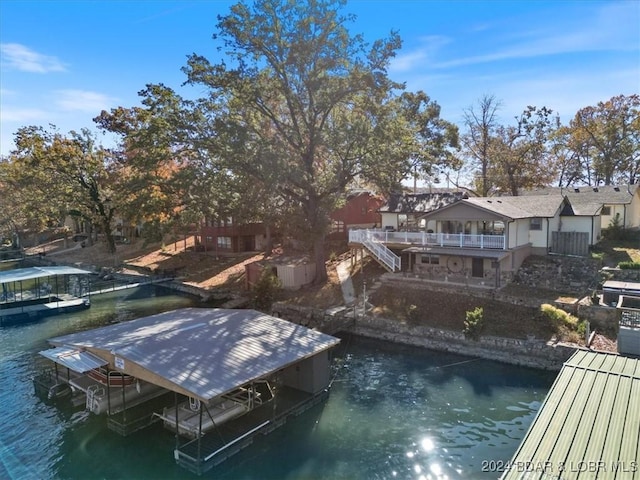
0;266;92;283
39;346;108;373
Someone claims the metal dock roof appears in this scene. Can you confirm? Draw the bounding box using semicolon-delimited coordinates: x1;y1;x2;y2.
39;346;108;373
501;350;640;480
0;266;92;283
46;307;341;402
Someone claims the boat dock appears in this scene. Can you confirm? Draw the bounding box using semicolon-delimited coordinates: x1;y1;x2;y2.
1;266;92;325
35;307;341;475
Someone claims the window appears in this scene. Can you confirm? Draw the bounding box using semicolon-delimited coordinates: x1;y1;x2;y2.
602;206;611;216
331;220;345;233
217;236;232;249
421;254;439;265
530;218;542;231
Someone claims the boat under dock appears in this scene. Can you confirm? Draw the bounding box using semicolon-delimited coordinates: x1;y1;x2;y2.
36;308;341;475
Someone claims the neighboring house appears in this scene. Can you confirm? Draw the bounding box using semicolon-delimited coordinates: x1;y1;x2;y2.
329;191;384;240
378;191;468;231
198;219;267;254
349;194;601;287
523;184;640;230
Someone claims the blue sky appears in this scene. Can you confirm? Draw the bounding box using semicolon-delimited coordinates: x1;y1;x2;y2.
1;0;639;157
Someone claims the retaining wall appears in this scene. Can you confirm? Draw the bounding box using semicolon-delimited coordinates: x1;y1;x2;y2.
272;302;577;371
352;316;576;371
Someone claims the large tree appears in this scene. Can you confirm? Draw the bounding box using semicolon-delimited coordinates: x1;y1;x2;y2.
184;0;457;282
7;126;117;252
568;94;640;185
488;106;555;196
461;94;501;197
94;84;242;245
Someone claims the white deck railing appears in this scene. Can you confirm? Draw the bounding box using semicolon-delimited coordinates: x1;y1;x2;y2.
349;229;506;250
349;230;401;272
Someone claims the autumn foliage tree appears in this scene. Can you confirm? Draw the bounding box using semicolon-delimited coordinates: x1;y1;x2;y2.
184;0;458;283
5;126;117;252
567;94;640;185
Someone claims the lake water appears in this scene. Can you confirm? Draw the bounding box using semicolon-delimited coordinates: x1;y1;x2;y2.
0;284;555;480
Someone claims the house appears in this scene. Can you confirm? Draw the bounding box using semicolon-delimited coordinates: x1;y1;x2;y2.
329;190;384;239
349;194;600;287
198;219;267;254
378;191;468;231
523;184;640;230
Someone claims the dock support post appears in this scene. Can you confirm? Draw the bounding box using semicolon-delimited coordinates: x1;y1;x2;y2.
197;402;204;473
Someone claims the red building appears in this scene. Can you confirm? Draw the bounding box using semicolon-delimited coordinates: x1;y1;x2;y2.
197;220;267;254
329;191;384;240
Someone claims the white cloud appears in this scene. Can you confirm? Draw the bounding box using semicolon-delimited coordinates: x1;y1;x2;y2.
54;90;118;113
0;107;49;123
390;35;450;73
0;43;66;73
410;2;639;71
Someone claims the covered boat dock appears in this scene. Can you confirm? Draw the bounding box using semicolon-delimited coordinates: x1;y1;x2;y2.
0;266;91;325
37;307;341;474
500;350;640;480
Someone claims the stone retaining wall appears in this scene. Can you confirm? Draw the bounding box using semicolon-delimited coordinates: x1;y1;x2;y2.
381;274;544;308
272;302;577;371
602;267;640;282
576;303;618;331
352;315;577;371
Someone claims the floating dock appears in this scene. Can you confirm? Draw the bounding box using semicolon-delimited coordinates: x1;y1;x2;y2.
36;307;341;474
0;266;91;325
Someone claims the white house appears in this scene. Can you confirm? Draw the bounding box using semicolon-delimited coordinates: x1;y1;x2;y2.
524;184;640;230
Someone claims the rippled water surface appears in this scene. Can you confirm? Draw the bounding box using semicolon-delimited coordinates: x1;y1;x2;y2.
0;286;555;480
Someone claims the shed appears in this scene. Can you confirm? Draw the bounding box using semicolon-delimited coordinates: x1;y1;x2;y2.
500;350;640;480
245;256;316;290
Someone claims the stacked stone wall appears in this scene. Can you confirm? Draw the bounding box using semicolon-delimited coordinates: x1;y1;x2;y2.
352;316;576;371
272;302;576;371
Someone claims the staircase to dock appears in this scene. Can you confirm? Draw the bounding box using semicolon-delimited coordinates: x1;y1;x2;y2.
348;230;401;273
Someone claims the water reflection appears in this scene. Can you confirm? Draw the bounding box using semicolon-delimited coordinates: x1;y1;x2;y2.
0;300;555;480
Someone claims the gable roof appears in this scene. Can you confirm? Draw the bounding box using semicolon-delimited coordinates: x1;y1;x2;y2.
560;200;603;217
45;308;340;402
523;184;638;206
463;194;566;219
379;192;468;214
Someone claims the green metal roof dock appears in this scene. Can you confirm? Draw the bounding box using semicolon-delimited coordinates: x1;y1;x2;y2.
501;350;639;480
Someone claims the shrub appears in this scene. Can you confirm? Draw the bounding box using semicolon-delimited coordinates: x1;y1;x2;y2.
618;261;640;270
463;306;484;340
406;304;419;322
252;269;282;311
540;303;578;328
576;320;588;338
